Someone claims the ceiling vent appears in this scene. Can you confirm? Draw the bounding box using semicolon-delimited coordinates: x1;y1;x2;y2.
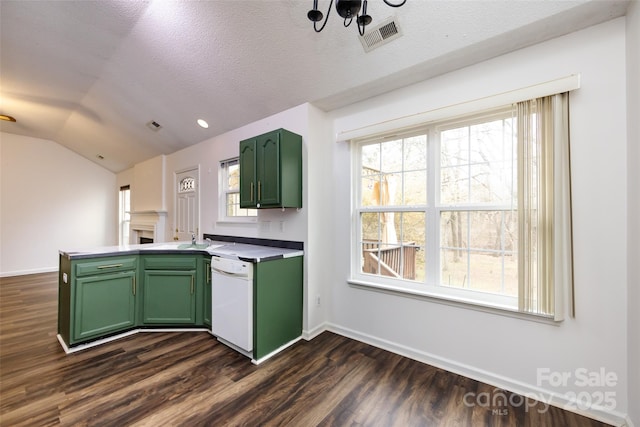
359;17;402;53
146;120;162;132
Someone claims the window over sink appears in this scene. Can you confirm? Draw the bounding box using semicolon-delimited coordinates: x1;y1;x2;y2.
220;158;257;222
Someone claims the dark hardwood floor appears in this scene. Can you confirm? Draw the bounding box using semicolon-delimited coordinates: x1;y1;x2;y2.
1;272;610;426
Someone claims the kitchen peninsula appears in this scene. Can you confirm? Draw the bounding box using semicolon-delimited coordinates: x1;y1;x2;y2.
58;236;303;364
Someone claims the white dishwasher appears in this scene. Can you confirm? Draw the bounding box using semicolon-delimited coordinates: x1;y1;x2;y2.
211;256;254;355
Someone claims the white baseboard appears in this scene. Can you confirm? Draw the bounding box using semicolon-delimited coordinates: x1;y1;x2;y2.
1;266;57;278
321;323;629;427
302;321;329;341
252;336;303;365
58;328;210;354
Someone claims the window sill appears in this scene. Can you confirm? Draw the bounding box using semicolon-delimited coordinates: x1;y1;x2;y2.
347;278;561;325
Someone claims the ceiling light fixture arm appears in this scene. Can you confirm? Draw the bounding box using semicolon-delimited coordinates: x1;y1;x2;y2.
308;0;333;33
383;0;407;7
356;0;371;35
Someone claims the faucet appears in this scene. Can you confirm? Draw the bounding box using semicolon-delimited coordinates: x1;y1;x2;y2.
191;233;196;245
205;237;212;247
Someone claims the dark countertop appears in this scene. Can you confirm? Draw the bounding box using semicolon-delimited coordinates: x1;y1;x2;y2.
60;240;303;263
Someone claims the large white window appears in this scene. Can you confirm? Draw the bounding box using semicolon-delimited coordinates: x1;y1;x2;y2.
352;94;572;319
220;158;257;221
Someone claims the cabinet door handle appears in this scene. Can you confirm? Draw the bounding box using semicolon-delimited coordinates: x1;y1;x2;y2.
206;267;210;283
132;276;136;296
190;275;194;294
97;263;123;269
258;180;261;200
250;181;254;202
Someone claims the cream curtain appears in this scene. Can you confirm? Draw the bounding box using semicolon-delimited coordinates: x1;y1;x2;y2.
373;177;398;246
517;93;573;320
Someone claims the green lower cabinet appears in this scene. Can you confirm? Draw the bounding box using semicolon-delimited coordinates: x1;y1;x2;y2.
253;256;303;360
203;258;212;327
57;255;138;346
73;270;137;343
142;270;197;324
58;251;302;357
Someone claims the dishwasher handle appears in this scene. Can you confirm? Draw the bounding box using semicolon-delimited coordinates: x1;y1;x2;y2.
212;267;250;279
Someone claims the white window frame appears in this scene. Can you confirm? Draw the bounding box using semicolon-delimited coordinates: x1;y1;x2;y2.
218;158;257;223
349;101;569;321
119;185;130;245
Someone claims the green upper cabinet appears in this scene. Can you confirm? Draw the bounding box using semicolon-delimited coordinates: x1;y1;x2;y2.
239;139;257;208
239;128;302;209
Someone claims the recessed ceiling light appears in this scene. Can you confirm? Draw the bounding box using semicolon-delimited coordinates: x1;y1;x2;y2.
197;119;209;129
0;114;16;122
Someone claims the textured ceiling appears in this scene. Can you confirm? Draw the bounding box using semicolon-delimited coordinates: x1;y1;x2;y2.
0;0;630;173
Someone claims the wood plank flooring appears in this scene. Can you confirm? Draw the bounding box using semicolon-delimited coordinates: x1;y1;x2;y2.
1;272;611;426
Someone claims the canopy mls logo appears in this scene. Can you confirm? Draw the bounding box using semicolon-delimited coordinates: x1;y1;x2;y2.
462;388;551;416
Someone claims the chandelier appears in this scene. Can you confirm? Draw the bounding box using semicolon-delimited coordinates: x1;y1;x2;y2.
307;0;407;35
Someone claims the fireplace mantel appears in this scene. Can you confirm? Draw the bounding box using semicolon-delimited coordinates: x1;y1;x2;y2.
129;210;167;244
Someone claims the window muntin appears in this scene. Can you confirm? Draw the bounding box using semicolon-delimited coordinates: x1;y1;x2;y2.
220;158;256;220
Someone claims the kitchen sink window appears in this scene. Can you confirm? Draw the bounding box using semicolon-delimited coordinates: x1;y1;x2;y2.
220;158;257;222
350;93;573;320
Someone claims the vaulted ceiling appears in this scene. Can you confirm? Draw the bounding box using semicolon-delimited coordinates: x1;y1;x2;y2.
0;0;630;172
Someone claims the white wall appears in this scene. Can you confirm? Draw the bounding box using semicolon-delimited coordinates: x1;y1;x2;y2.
0;132;116;276
119;103;333;333
305;104;334;335
626;2;640;426
328;19;630;424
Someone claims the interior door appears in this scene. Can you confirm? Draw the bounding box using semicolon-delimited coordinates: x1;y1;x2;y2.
175;168;199;242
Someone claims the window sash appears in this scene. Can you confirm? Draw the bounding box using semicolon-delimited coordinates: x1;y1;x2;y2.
119;186;130;245
220;158;256;220
351;95;572;319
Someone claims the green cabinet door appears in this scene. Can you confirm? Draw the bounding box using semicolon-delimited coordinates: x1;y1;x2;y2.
203;258;212;327
239;128;302;209
239;139;257;208
143;270;197;324
256;131;281;207
253;256;303;360
73;270;136;343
